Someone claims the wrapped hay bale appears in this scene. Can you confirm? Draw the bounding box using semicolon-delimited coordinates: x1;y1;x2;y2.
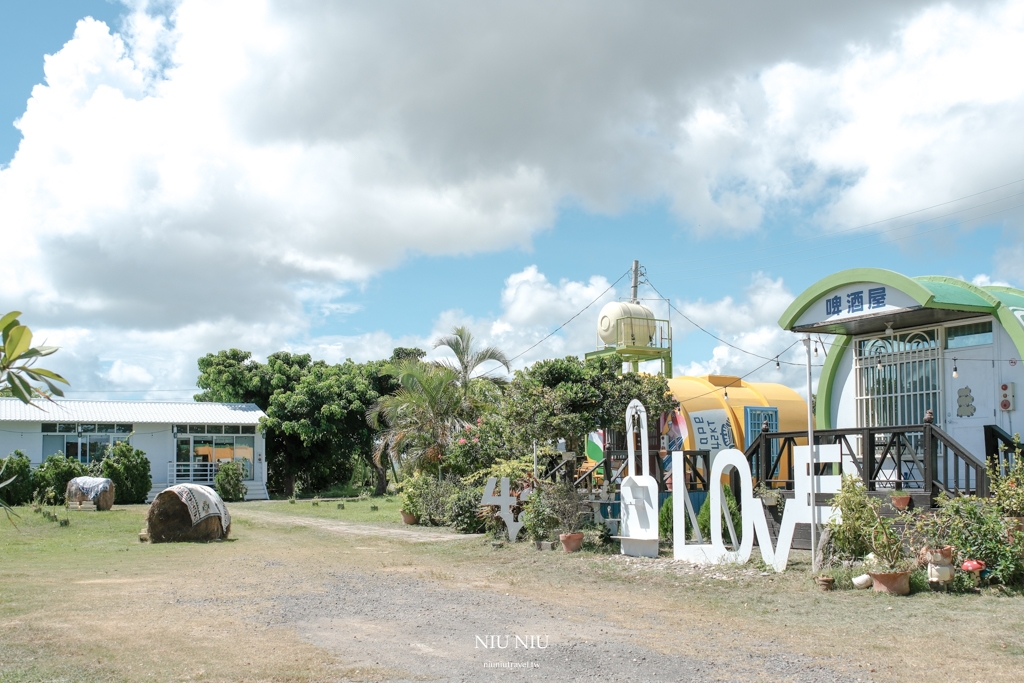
66;477;116;511
146;483;231;543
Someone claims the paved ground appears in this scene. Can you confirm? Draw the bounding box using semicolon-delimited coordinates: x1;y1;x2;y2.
233;508;476;543
265;567;862;683
235;511;865;683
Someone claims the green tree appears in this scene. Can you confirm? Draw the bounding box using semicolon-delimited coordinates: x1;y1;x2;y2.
433;326;510;401
196;348;412;497
101;440;153;504
503;356;603;457
264;359;390;495
368;360;471;475
195;350;315;496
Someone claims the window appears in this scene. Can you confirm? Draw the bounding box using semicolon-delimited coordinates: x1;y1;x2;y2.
97;424;116;433
42;435;66;459
207;425;223;434
946;321;993;349
42;423;57;433
115;424;133;434
189;425;206;434
224;425;240;435
235;436;254;480
241;425;255;434
80;424;96;433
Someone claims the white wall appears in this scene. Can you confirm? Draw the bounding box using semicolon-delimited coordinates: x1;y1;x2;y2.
994;323;1024;438
830;341;857;430
132;424;175;485
0;422;43;464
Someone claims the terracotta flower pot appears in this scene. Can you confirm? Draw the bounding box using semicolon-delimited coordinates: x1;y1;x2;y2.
868;571;911;596
400;511;419;525
815;576;835;592
891;495;911;511
925;545;954;564
559;532;584;553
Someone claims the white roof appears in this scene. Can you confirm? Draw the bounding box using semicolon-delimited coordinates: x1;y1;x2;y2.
0;398;265;425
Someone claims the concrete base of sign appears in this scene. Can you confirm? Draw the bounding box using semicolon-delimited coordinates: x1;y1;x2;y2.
613;536;659;558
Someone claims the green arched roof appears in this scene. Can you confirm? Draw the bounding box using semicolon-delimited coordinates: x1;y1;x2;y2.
780;267;1024;362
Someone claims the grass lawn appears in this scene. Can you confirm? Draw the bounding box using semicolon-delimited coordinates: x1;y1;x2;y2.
2;502;1023;682
247;496;406;525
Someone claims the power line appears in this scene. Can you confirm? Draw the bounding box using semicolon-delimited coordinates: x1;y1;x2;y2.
678;341;802;404
645;278;820;367
506;267;633;363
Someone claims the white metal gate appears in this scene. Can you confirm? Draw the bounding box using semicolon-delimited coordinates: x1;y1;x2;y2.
855;328;942;428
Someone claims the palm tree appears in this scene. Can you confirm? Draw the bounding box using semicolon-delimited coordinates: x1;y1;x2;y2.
367;361;471;474
432;326;510;398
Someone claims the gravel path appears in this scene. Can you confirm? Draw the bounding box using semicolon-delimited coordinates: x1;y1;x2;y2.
233;508;476;543
265;568;865;683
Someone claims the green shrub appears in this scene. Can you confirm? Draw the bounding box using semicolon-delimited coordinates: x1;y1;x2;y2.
401;474;456;526
659;494;673;541
581;520;614;552
545;480;587;534
907;493;1024;587
990;433;1024;517
697;485;742;542
33;453;86;505
522;486;557;541
827;475;877;560
215;461;248;502
101;441;153;504
0;451;33;506
444;485;485;533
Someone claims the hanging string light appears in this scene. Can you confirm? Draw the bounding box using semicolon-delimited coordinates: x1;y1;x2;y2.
775;357;781;370
952;357;959;379
876;357;883;372
724;387;729;401
813;343;819;358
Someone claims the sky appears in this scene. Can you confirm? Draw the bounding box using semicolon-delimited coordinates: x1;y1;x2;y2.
2;0;1024;401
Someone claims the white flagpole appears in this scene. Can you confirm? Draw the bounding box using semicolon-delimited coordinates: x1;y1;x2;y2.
804;333;818;573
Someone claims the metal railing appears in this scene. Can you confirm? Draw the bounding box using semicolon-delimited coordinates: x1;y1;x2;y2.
167;461;216;485
744;423;990;503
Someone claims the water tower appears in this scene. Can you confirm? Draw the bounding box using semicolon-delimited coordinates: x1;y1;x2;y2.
585;260;672;376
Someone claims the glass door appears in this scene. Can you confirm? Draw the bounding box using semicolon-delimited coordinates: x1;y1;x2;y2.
192;437;214;483
176;438;192;481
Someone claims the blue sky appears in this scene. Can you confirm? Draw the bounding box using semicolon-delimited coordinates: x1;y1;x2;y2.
2;1;1023;399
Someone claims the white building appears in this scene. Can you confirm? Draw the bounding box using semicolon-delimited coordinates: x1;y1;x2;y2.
776;268;1024;501
0;399;269;501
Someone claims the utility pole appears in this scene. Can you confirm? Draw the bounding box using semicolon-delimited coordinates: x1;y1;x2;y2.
630;259;640;303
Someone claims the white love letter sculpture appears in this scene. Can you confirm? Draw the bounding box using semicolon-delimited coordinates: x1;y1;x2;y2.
615;400;660;558
481;476;530;542
672;444;841;571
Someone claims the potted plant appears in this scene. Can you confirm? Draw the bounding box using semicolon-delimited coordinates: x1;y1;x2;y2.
400;497;420;524
888;488;912;512
523;486;556;549
866;508;913;595
546;481;587;552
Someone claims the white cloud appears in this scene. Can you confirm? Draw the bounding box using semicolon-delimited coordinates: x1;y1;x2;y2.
302;266;618;373
673;274;816;397
3;0;1021;395
971;274;1012;287
104;360;154;385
